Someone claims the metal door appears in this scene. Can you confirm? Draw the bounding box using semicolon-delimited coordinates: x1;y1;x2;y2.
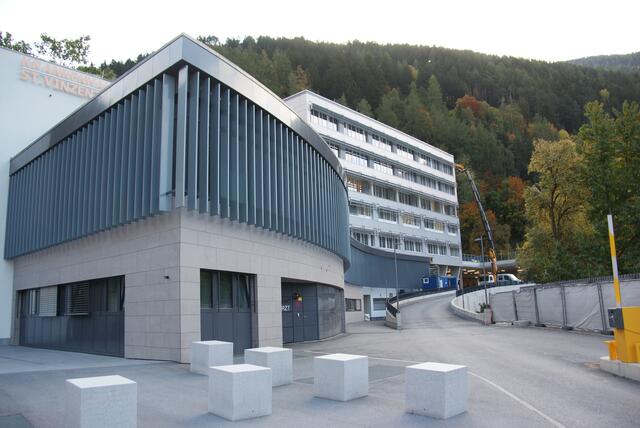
201;270;254;353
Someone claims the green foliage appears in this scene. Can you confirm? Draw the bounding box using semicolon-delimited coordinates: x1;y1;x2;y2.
0;31;31;54
569;52;640;73
578;100;640;273
34;33;91;67
356;98;373;117
519;138;607;282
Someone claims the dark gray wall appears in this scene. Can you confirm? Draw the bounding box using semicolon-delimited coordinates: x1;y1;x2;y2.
345;239;430;291
18;279;124;357
317;284;345;339
5;36;350;266
282;282;344;343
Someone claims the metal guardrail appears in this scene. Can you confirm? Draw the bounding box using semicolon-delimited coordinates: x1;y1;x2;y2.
456;281;521;296
386;287;457;315
462;250;518;262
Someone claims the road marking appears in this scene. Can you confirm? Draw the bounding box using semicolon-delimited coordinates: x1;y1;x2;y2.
467;372;567;428
299;350;567;428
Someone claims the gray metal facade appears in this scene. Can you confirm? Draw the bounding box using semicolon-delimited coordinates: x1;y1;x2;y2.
281;282;345;343
345;239;430;291
4;35;350;264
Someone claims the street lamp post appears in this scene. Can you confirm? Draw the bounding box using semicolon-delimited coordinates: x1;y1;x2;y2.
475;236;488;306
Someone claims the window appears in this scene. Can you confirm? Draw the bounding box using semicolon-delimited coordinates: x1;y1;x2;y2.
349;203;372;218
372;134;392;151
379;234;400;249
373;160;393;175
438;181;455;195
346;124;366;141
442;163;454;175
427;242;439;254
218;272;233;309
329;144;339;157
21;289;39;316
200;271;213;308
106;278;121;312
60;283;89;315
445;205;457;217
396;145;414;160
418;154;432;167
373;298;387;311
450;246;460;257
378;209;398;223
345;150;368;167
402;213;420;228
398;192;419;207
447;224;458;235
373;184;395;201
432;201;442;213
434;221;445;232
439;245;448;255
351;230;373;246
237;275;251;310
404;239;423;252
419;175;437;189
424;218;435;230
396;169;416;183
310;109;338;131
347;176;370;194
421;198;432;210
345;298;362;311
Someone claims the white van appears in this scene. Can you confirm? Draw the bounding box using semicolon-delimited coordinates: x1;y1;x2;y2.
478;273;522;286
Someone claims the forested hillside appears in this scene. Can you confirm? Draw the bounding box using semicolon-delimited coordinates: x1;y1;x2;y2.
569;52;640;73
81;35;640;256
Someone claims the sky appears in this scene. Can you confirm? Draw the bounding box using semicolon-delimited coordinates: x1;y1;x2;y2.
1;0;638;65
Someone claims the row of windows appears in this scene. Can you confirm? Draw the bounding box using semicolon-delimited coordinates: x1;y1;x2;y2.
311;108;454;176
18;277;123;317
341;148;455;195
351;230;460;256
310;109;338;131
348;202;458;234
346;176;458;217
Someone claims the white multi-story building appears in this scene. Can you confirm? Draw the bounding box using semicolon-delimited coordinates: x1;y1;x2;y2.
286;90;463;286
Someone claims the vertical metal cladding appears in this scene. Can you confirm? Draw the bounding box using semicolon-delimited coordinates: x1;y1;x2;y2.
4;65;350;264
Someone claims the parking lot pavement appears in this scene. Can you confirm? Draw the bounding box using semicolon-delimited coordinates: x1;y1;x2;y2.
1;294;639;427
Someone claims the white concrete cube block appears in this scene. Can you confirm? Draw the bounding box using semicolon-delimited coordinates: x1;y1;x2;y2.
191;340;233;375
65;375;137;428
244;347;293;386
405;362;468;419
208;364;272;421
314;353;368;401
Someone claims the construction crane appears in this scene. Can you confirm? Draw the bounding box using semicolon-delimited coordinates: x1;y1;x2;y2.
455;163;498;285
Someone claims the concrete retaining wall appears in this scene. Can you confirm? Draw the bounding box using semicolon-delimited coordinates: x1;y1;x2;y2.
450;285;528;325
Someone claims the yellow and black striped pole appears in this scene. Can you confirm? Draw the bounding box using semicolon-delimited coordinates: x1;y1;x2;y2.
607;214;622;308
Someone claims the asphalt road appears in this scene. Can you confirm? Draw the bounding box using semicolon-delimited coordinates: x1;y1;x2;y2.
1;294;638;427
297;294;640;427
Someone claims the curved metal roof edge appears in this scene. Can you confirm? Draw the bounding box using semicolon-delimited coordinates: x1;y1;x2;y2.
349;237;432;263
9;34;345;184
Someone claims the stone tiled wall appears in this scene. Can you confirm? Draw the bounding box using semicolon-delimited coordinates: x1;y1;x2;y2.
178;210;345;362
12;209;345;363
12;211;183;361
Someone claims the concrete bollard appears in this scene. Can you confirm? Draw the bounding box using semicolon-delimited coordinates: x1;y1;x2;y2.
190;340;233;375
405;362;468;419
314;353;368;401
66;375;137;428
244;347;293;386
208;364;272;421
